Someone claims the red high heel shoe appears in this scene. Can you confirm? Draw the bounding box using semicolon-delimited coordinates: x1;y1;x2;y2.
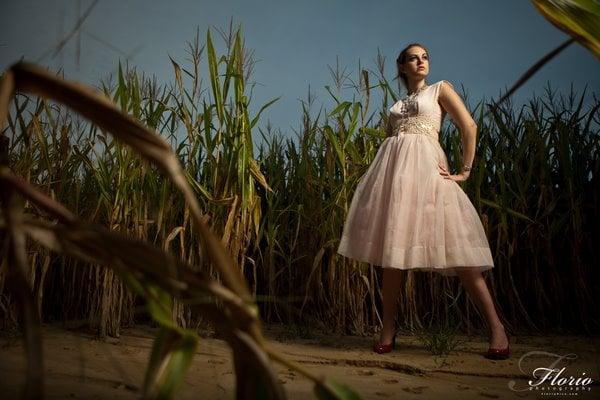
485;327;511;360
373;334;396;354
485;344;510;360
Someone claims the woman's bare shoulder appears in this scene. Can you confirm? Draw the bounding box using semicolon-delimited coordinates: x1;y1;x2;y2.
437;79;454;90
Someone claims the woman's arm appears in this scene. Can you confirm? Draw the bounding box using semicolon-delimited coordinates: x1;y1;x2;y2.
438;80;477;178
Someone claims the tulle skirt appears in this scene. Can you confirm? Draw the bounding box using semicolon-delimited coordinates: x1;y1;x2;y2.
336;133;494;276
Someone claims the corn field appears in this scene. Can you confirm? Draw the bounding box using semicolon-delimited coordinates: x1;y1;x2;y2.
1;25;598;349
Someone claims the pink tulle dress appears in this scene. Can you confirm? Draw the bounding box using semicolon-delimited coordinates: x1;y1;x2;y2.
336;80;494;276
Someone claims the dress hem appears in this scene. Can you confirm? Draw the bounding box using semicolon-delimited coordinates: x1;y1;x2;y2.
336;246;494;277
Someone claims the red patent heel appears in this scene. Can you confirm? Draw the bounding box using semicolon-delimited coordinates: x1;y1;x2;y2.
373;334;396;354
485;326;511;360
485;343;510;360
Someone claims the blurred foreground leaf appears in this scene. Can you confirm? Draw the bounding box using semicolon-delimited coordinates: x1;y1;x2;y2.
143;327;198;400
531;0;600;58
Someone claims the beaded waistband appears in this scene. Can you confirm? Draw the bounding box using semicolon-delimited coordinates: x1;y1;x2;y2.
393;115;439;139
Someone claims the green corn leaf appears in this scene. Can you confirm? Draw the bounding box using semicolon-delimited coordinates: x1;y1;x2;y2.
145;284;175;328
323;125;345;169
250;96;281;129
117;60;128;112
346;102;361;137
531;0;600;59
206;29;224;123
142;326;198;400
328;101;352;118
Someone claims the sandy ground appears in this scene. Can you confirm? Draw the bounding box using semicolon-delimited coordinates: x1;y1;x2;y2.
1;323;598;400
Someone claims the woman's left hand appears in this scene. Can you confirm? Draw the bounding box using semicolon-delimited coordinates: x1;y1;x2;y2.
438;163;469;182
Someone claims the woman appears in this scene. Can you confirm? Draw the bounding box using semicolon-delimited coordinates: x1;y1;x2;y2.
336;43;510;359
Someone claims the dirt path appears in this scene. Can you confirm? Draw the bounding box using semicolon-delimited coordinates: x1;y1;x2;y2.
1;324;598;399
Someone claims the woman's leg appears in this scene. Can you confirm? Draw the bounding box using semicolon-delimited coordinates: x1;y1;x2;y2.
455;268;509;348
379;267;404;344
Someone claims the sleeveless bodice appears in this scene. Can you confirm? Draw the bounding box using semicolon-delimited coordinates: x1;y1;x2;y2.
388;80;447;140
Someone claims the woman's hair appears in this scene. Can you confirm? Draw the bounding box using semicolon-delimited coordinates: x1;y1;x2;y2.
395;43;429;92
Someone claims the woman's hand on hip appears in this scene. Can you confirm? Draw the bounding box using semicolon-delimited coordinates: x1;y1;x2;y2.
438;163;469;182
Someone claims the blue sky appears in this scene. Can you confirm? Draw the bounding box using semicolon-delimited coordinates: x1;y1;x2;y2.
1;0;598;147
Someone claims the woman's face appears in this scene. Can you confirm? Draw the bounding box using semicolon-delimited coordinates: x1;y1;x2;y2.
402;47;429;78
